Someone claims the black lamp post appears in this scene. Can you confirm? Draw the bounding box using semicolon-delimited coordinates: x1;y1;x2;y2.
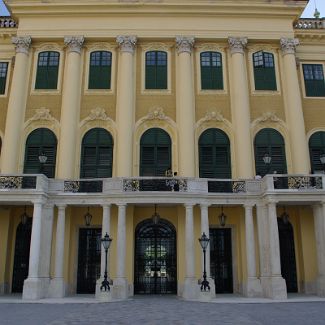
263;153;272;175
100;232;112;292
38;152;48;174
198;232;210;292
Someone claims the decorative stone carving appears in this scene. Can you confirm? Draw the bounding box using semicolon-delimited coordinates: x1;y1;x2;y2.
203;111;225;122
280;38;299;55
255;112;281;124
64;36;84;54
31;108;56;122
141;43;171;52
116;35;137;54
145;107;167;121
175;36;195;54
12;36;31;55
228;37;248;55
84;107;110;122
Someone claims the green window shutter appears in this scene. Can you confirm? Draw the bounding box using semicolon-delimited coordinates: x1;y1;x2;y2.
0;62;8;94
145;51;167;89
309;131;325;172
145;66;156;89
303;64;325;97
201;52;223;90
253;52;276;91
156;65;167;89
35;52;59;90
35;66;47;89
88;51;111;90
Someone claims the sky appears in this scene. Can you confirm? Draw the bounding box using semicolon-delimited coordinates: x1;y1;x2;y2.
0;0;324;17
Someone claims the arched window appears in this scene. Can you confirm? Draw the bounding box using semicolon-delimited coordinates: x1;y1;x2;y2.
253;51;276;91
199;128;231;178
35;51;60;89
88;51;112;89
24;128;57;178
145;51;167;89
254;128;287;176
309;131;325;173
80;128;113;178
140;128;171;176
200;51;223;90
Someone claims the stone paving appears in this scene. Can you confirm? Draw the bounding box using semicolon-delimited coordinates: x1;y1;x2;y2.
1;296;325;325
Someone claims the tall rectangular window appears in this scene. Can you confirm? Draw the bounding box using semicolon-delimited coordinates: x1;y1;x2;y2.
0;62;8;95
303;64;325;97
35;51;60;90
88;51;112;89
253;51;277;91
200;52;223;90
145;51;167;90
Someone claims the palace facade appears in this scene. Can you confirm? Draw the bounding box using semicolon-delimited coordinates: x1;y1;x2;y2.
0;0;325;301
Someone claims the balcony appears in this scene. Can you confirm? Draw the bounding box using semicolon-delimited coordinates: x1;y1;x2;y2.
295;18;325;29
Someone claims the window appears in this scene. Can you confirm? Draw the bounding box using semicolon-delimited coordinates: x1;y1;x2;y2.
253;51;277;91
303;64;325;97
309;132;325;173
35;51;60;90
200;52;223;90
0;62;8;94
88;51;112;89
145;51;167;90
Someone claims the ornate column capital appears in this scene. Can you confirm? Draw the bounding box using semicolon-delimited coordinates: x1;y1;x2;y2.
175;36;195;54
64;36;84;54
12;36;31;55
228;37;248;55
116;35;137;54
280;38;299;55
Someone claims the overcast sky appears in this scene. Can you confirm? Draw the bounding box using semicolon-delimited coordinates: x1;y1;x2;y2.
0;0;324;18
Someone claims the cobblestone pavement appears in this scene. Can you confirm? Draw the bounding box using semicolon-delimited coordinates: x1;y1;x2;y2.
0;296;325;325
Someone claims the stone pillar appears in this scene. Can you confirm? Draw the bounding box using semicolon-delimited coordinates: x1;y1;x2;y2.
96;204;112;301
57;36;84;179
313;204;325;296
1;36;31;173
23;201;44;300
228;37;254;179
113;203;128;300
280;38;309;174
49;205;66;298
115;36;137;177
176;36;196;177
182;204;198;299
244;204;262;297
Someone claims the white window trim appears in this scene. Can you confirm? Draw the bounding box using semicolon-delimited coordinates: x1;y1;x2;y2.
248;47;281;96
141;43;172;95
299;61;325;100
0;59;11;98
196;44;228;95
84;43;116;95
31;44;64;95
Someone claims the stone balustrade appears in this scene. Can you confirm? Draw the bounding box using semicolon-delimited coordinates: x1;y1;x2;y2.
295;18;325;29
0;17;17;28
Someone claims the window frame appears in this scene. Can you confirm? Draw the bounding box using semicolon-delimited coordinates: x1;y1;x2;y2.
0;59;10;97
200;51;224;91
300;62;325;98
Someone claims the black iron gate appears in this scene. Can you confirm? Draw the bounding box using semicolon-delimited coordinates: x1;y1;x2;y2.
134;219;177;294
278;218;298;293
12;218;32;293
210;228;233;293
77;228;101;294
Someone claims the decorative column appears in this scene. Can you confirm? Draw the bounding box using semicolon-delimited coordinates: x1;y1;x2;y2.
228;37;254;179
182;203;198;299
176;36;196;177
115;36;137;177
49;205;66;298
113;203;128;299
57;36;84;179
267;201;287;299
313;204;325;296
23;201;44;300
244;204;262;297
2;37;31;173
280;38;309;174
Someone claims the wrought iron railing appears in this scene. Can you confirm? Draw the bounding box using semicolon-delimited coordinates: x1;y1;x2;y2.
123;178;187;192
272;175;323;190
208;180;246;193
64;180;103;193
0;176;37;189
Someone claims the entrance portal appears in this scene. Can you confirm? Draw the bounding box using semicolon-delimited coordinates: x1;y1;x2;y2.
134;219;177;294
77;228;101;294
210;228;233;293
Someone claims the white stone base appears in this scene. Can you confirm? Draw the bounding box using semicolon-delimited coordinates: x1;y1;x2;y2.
197;289;215;302
182;277;199;300
95;278;113;301
261;276;287;300
22;277;50;300
48;278;66;298
316;276;325;297
112;277;128;300
0;282;8;295
243;277;263;298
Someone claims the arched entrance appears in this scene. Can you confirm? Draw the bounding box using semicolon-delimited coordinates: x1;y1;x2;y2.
134;219;177;294
278;217;298;293
12;218;32;293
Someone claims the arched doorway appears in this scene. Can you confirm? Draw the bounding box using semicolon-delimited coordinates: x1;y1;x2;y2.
199;128;231;178
134;219;177;294
140;128;171;176
12;217;32;293
309;131;325;173
278;217;298;293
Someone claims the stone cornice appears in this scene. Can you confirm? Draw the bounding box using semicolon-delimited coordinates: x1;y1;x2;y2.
12;36;31;54
116;35;137;54
64;36;84;54
280;37;299;55
228;37;248;55
175;36;195;55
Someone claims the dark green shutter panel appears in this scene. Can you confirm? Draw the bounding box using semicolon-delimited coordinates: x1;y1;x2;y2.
253;52;276;91
200;52;223;90
0;78;5;94
145;51;167;89
309;132;325;172
35;52;59;90
145;66;156;89
35;66;47;89
156;65;167;89
0;62;8;94
201;66;212;89
88;51;111;90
